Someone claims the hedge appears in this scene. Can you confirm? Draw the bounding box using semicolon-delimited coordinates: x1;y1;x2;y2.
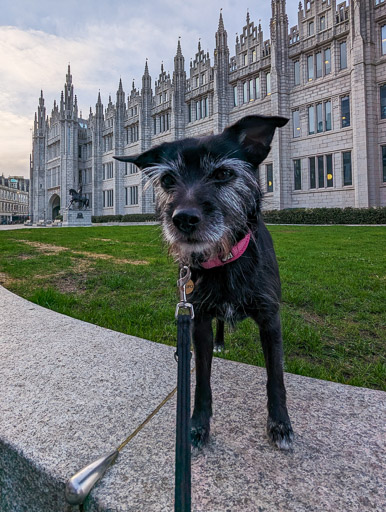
262;207;386;225
92;214;157;223
91;208;386;225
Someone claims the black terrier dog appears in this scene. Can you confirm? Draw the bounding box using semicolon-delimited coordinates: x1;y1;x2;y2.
114;115;293;450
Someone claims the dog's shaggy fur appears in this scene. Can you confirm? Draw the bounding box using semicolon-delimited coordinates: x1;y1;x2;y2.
114;115;294;450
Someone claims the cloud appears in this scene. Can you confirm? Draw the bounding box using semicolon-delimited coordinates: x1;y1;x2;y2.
0;110;31;177
0;0;300;177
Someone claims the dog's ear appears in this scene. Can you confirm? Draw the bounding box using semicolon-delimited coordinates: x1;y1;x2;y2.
113;146;164;170
223;115;288;166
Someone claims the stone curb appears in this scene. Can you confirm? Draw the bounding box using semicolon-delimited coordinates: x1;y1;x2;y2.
0;285;385;511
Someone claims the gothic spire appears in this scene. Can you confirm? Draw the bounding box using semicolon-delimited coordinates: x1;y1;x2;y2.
218;9;224;31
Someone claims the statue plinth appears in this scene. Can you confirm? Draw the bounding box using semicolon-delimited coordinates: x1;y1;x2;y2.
62;208;92;227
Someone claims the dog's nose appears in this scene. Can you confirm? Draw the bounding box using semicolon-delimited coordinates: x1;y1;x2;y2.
172;209;201;234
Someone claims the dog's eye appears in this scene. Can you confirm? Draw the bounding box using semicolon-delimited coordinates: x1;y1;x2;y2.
211;168;234;182
160;174;176;188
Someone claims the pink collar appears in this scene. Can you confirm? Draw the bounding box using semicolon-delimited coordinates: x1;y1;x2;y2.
200;232;251;269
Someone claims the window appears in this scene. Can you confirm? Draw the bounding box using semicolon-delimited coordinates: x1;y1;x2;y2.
201;73;206;85
307;55;314;81
249;79;254;101
252;49;257;62
294;60;300;85
320;16;326;31
324;48;331;75
243;82;248;103
308;21;314;36
342;152;352;186
316;103;323;133
381;84;386;119
195;76;199;88
196;101;200;120
130;186;138;205
326;154;333;187
382;146;386;182
266;72;271;95
316;52;322;78
266;164;273;192
340;41;347;70
233;86;238;107
243;53;248;66
294;159;301;190
188;103;192;122
153;117;157;135
325;101;332;131
125;163;137;175
293;110;300;137
102;162;113;180
318;156;324;188
341;96;350;127
103;189;113;207
308;105;315;134
159;94;162;105
382;25;386;55
309;157;316;189
255;76;260;98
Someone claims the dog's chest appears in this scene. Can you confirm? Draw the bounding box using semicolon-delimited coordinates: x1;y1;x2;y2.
188;270;249;322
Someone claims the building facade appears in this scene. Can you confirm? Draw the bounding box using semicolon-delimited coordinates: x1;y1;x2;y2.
0;175;29;224
30;0;386;222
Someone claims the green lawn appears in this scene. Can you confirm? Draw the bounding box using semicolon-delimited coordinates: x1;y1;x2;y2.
0;225;385;390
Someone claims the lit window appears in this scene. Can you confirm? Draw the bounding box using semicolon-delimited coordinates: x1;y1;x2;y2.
382;26;386;55
252;49;257;62
341;96;350;127
266;164;273;192
293;110;300;138
324;48;331;75
326;154;333;187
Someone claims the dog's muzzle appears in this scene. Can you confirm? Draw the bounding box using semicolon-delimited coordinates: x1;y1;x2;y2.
172;208;201;234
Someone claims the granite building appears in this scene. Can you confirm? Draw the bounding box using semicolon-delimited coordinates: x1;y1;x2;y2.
30;0;386;222
0;175;29;224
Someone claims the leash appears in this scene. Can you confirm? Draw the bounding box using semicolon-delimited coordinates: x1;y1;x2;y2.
65;268;194;508
174;266;194;512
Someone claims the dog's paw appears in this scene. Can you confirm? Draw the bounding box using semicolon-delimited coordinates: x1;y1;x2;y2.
267;417;294;451
213;344;224;354
191;424;210;449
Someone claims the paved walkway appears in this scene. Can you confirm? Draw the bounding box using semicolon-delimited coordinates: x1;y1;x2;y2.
0;285;385;511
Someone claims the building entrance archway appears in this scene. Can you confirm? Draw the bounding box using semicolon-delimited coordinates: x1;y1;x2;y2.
49;194;60;220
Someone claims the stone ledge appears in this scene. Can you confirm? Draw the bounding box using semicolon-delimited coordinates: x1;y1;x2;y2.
0;285;385;511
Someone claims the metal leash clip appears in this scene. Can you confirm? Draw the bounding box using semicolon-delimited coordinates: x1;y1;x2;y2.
175;266;194;320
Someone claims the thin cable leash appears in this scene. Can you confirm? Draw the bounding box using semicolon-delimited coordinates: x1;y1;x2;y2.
65;266;194;508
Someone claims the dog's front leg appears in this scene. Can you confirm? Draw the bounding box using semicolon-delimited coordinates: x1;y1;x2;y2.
253;311;294;450
191;315;213;449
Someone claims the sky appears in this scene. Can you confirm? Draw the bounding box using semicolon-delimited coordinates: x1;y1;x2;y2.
0;0;301;178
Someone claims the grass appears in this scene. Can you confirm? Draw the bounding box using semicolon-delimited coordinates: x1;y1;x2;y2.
0;225;385;391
